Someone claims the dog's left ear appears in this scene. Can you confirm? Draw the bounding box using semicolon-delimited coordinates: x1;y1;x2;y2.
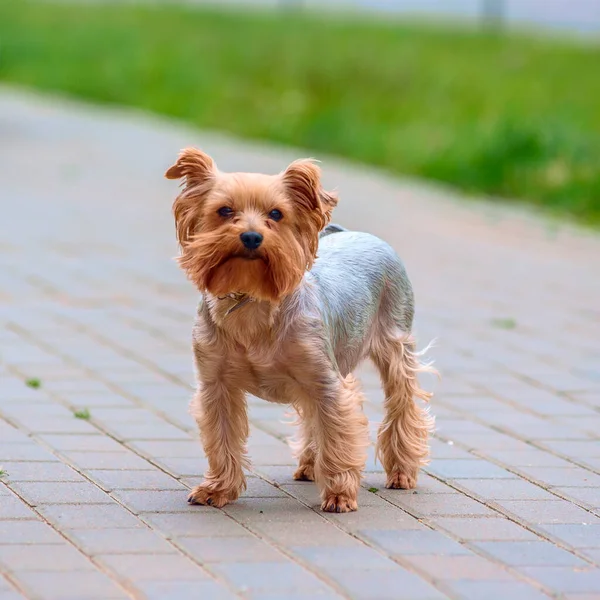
282;159;338;227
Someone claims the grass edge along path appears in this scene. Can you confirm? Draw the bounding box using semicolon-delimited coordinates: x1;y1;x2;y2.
1;1;599;224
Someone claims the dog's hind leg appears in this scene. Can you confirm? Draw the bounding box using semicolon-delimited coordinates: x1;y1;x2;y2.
370;331;434;489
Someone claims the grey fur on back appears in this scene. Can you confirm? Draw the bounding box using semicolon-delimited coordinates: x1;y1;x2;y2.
303;229;414;376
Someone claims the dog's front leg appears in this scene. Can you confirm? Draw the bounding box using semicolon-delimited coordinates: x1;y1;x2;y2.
309;375;368;513
187;381;249;508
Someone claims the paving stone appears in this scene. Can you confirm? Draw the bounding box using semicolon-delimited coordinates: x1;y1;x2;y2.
96;553;209;581
0;588;26;600
37;434;126;453
10;481;113;506
252;521;362;548
293;545;399;570
37;504;144;530
0;521;64;545
249;445;296;467
474;540;588;568
404;554;514;581
223;497;324;525
0;423;31;444
580;548;600;564
432;517;538;541
107;420;190;441
482;449;573;468
55;392;138;409
553;487;600;507
246;593;342;600
323;503;426;531
86;408;155;424
87;469;184;491
59;450;156;471
14;570;128;599
385;491;495;517
65;527;176;555
129;440;200;458
1;444;59;463
427;459;517;480
540;441;600;459
519;566;600;593
177;536;286;563
252;466;298;486
212;561;332;593
112;489;194;514
240;476;287;498
150;456;209;477
141;512;252;538
13;417;99;435
0;494;37;520
515;467;600;488
326;567;447;600
44;380;115;394
496;500;598;524
447;580;551;600
133;580;237;600
538;524;600;548
0;543;96;572
361;529;471;556
453;478;556;501
0;462;84;483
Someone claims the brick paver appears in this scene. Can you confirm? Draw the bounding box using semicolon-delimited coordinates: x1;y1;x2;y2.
1;86;600;599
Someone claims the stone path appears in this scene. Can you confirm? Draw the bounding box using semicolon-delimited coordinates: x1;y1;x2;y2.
1;86;600;600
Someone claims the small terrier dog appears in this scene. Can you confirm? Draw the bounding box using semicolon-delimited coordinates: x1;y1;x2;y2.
166;148;433;513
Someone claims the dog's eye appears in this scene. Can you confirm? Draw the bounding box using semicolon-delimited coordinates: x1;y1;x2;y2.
268;209;283;222
217;207;233;218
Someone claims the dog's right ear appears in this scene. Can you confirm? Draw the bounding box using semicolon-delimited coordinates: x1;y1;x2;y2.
166;148;216;246
165;148;215;185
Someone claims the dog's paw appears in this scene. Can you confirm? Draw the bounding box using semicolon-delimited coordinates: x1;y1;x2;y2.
187;484;236;508
293;464;315;482
385;469;417;490
321;493;358;513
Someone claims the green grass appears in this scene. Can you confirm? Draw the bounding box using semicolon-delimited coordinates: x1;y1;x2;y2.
491;317;518;330
25;378;41;389
368;487;379;493
0;467;7;478
1;2;599;222
73;408;91;420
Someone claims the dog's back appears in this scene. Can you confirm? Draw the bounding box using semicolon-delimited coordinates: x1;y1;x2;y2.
310;229;414;375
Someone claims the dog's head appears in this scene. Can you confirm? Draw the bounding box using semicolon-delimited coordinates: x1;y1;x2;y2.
166;148;338;301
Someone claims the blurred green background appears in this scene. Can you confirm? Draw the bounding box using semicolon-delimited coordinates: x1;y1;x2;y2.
1;1;599;223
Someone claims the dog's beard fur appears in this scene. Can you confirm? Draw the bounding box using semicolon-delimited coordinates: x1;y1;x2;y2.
180;228;306;302
167;148;337;303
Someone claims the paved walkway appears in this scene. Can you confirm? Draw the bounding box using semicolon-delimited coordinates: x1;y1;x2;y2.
1;87;600;600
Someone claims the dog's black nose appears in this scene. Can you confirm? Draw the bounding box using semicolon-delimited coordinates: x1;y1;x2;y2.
240;231;263;250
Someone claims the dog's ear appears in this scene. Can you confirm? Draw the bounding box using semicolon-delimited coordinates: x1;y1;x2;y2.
282;159;338;268
166;148;217;246
282;159;338;227
165;147;215;184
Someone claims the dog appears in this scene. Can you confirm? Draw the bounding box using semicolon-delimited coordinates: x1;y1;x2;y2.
165;148;434;512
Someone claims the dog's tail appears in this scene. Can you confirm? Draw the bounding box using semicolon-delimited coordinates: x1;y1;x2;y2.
319;223;349;238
